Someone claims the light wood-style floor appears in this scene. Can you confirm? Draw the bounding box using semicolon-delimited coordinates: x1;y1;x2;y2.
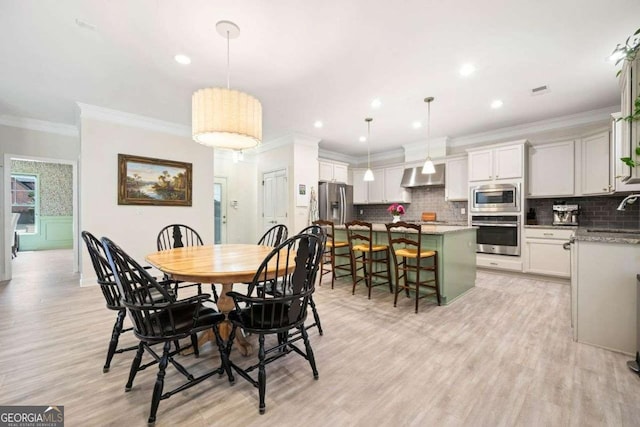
1;249;639;426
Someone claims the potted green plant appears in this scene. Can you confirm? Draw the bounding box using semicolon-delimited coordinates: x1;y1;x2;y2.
613;28;640;167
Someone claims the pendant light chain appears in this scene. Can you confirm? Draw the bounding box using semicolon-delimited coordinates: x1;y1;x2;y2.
426;99;431;158
367;119;371;168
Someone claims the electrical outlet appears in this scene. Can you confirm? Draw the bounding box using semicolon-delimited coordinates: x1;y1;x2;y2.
461;207;466;215
359;209;364;215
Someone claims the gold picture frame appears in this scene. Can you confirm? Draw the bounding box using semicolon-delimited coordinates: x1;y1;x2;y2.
118;154;192;206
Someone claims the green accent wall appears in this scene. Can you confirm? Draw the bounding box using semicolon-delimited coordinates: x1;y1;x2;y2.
18;216;73;250
12;160;73;251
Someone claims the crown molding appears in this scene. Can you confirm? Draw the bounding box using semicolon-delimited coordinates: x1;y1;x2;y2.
0;114;79;137
77;103;190;138
256;132;321;154
448;105;617;148
317;148;359;165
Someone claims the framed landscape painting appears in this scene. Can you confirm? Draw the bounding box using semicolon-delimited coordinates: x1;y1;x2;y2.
118;154;192;206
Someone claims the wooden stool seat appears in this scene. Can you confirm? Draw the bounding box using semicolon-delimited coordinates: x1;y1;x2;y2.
386;221;440;313
395;248;436;259
345;220;392;299
327;240;349;249
352;243;389;252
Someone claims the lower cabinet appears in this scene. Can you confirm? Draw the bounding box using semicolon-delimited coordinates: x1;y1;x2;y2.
476;254;523;272
522;228;574;278
574;239;638;354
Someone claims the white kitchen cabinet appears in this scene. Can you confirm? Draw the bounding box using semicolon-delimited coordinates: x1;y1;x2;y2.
367;168;385;203
612;112;640;192
528;141;574;197
445;155;468;201
352;169;369;204
615;55;640;184
383;165;411;203
318;160;348;183
523;227;574;278
351;165;411;204
476;253;522;272
468;142;524;182
574;239;638;354
580;131;611;195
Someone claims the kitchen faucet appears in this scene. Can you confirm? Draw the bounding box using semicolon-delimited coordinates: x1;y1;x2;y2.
616;194;640;211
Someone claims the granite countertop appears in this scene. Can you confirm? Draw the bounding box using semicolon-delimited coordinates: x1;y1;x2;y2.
573;227;640;244
336;223;476;235
524;224;579;230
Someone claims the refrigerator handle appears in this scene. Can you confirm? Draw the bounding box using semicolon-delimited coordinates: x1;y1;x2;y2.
340;186;346;224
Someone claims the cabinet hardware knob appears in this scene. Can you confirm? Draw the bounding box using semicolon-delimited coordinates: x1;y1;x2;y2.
489;262;498;266
603;188;607;191
543;233;553;236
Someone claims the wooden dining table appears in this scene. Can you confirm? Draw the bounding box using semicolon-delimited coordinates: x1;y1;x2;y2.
145;244;294;356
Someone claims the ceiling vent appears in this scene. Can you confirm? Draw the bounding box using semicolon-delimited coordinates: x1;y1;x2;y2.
531;85;550;96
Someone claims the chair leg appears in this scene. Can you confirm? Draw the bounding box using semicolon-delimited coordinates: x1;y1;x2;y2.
301;325;319;379
404;259;410;298
330;247;336;289
386;250;393;294
308;295;323;336
258;334;267;414
350;250;358;295
190;333;199;357
148;341;171;425
104;309;126;373
366;253;373;300
212;324;234;383
393;262;400;308
126;342;145;391
434;253;441;306
211;284;219;303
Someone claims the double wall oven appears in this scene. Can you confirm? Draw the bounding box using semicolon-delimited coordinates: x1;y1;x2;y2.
470;183;521;256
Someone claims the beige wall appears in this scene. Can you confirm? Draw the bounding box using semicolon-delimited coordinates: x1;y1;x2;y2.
213;150;258;244
79;117;215;285
1;124;79;281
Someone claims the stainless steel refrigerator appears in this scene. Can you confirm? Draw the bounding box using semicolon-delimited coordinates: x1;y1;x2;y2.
318;182;353;225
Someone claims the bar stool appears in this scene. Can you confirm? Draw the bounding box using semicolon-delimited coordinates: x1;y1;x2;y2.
313;219;352;288
386;221;440;313
345;220;392;299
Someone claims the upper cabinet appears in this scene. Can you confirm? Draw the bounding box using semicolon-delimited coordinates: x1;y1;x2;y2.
352;169;369;203
528;141;575;197
445;155;468;201
527;131;612;198
318;160;348;183
468;141;525;182
352;165;411;205
580;131;612;195
615;55;640;184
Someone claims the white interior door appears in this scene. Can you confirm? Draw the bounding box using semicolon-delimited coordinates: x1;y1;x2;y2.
214;177;227;244
262;169;288;234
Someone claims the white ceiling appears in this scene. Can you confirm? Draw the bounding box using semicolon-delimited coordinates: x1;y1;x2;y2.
1;1;638;157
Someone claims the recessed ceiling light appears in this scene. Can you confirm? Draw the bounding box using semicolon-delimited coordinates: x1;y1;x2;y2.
459;63;475;77
412;121;422;129
371;98;382;109
314;120;323;128
174;54;191;65
491;99;504;109
359;136;367;142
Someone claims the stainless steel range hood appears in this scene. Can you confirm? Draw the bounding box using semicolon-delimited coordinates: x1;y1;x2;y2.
400;164;445;187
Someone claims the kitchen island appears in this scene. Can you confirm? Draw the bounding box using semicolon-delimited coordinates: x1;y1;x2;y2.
335;224;477;305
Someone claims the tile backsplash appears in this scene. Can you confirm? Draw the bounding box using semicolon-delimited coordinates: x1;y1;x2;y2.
355;187;640;229
354;187;468;223
527;195;640;229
